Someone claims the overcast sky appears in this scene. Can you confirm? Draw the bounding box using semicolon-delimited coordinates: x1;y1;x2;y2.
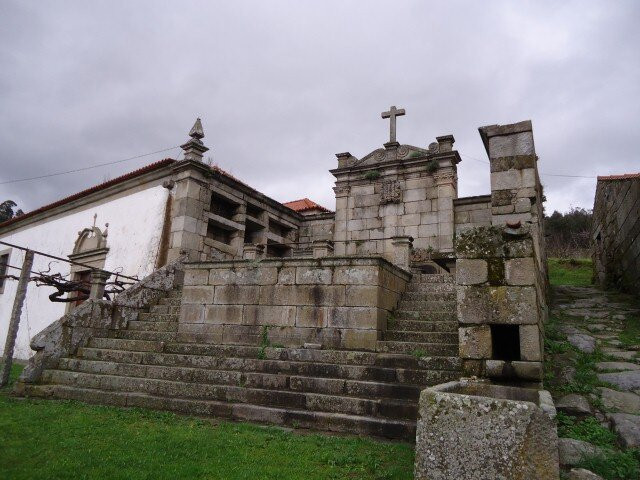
1;0;638;215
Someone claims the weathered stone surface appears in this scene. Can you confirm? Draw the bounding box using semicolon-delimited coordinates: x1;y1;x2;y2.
457;285;538;325
558;438;605;466
600;388;640;414
597;370;640;391
568;468;604;480
608;413;640;448
458;326;491;359
455;259;488;285
520;324;542;361
415;380;559;480
596;361;640;372
556;394;591;416
567;333;596;353
505;257;536;286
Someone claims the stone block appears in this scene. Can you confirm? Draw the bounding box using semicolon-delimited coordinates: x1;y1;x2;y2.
184;268;209;286
415;380;559;480
455;259;488;285
342;329;378;350
522;168;537;188
345;285;379;307
180;304;205;323
512;361;543;380
515;197;532;213
519;324;542;361
296;306;327;328
491;170;522;191
243;305;297;327
457;285;538;325
277;267;296;284
214;285;260;305
204;304;244;325
459;326;492;359
295;266;333;285
505;257;536;286
401;213;421;226
418;224;439;237
182;286;215;304
404;188;427;202
333;266;379;285
488;131;535;158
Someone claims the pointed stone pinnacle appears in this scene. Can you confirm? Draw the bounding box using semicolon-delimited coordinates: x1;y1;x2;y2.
189;118;205;139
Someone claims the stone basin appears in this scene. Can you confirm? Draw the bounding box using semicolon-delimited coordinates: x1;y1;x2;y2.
415;378;559;480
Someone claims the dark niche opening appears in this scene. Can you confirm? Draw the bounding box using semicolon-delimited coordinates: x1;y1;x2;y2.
490;324;521;361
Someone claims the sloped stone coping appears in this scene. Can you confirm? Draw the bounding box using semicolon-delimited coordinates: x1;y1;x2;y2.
415;378;559;480
14;258;185;390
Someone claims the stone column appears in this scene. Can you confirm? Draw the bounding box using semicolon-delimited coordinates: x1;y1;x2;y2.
167;160;212;262
433;170;457;252
89;269;111;300
332;185;350;256
391;236;413;270
312;240;334;258
243;244;264;260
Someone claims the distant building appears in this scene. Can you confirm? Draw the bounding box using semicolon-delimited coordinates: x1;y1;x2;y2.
591;173;640;294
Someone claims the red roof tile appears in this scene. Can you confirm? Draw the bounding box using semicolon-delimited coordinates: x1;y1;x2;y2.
283;198;331;213
0;159;177;229
597;173;640;181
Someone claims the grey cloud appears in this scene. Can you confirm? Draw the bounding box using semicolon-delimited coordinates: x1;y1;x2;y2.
1;0;638;215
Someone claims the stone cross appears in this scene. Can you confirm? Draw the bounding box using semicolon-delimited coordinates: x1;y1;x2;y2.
381;105;405;144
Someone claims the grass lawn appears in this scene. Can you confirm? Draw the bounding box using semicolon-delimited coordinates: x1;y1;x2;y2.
0;365;414;480
548;257;593;286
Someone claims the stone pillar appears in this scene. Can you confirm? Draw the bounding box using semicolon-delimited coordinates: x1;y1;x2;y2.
167;160;212;262
391;236;413;270
89;269;111;300
243;244;264;260
433;170;457;252
312;240;334;258
332;185;350;256
455;224;544;382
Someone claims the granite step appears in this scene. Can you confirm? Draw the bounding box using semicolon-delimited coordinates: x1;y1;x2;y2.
77;347;460;384
23;384;416;440
401;292;456;302
127;321;178;332
376;341;458;356
40;370;419;421
57;358;424;400
157;297;181;307
149;304;181;315
395;311;457;322
410;274;454;284
384;331;458;344
396;300;456;312
106;330;179;342
390;320;457;333
138;312;179;322
404;282;455;293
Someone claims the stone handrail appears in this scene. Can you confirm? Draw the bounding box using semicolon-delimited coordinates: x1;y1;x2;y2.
14;257;185;390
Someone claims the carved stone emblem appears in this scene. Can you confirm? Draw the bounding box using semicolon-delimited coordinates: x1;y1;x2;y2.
381;180;402;204
428;142;440;154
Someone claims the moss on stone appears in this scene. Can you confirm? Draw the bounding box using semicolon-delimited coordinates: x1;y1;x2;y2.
487;258;505;285
455;226;503;258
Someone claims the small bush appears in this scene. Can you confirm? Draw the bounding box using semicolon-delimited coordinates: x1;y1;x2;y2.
578;449;640;480
557;413;617;448
363;170;381;181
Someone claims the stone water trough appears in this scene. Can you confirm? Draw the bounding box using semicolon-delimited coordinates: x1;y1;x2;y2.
414;379;559;480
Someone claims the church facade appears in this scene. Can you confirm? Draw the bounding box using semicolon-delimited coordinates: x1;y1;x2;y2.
3;109;548;439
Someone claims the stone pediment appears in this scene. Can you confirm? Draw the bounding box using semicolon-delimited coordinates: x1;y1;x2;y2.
346;144;431;169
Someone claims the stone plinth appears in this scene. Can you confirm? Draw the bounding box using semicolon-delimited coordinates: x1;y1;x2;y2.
180;256;411;351
415;379;559;480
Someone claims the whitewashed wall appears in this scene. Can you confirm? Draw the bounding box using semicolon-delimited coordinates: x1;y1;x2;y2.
0;185;169;359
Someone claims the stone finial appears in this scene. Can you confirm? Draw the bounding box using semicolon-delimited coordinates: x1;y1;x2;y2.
436;135;455;152
180;118;209;161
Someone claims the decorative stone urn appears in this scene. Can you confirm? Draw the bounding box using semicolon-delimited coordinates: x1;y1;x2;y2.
415;378;559;480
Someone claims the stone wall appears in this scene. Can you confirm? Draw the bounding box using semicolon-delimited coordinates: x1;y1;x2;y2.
455;225;545;381
453;195;491;234
296;212;335;254
592;175;640;294
455;120;548;383
179;257;411;351
330;137;460;261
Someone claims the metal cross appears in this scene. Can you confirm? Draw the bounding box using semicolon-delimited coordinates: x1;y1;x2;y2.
381;105;405;144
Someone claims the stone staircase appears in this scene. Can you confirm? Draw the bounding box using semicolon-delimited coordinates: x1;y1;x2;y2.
22;275;462;441
378;272;459;359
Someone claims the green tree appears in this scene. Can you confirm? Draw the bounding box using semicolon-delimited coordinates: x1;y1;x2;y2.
0;200;23;223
